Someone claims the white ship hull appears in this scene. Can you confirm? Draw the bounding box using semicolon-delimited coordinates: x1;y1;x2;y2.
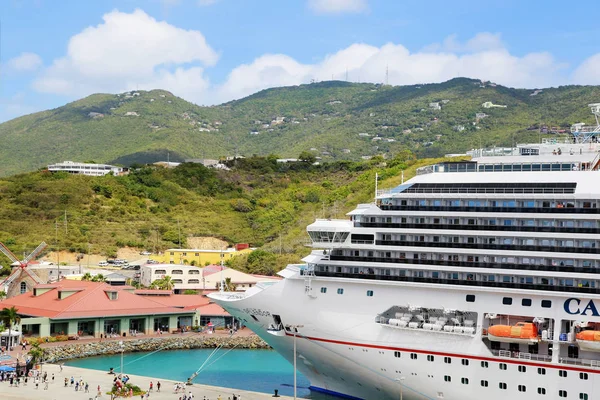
211;271;600;399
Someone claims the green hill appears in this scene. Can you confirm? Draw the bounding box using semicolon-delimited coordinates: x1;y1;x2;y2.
0;154;438;275
1;78;599;176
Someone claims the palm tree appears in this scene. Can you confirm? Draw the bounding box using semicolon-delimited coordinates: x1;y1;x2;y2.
91;274;106;282
161;275;173;290
28;342;45;365
216;277;237;292
0;306;21;350
150;276;173;291
81;272;92;281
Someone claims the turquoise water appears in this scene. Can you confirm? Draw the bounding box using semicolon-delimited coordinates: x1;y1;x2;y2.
65;349;337;399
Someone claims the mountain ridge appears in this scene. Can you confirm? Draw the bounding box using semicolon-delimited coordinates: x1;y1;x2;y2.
1;78;599;176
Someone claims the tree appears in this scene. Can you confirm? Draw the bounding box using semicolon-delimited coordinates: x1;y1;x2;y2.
298;151;316;164
28;342;46;365
81;272;92;281
0;291;6;300
215;277;237;292
0;306;21;350
91;274;106;282
150;275;173;290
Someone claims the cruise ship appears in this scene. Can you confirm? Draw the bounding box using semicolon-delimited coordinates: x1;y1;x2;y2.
210;104;600;400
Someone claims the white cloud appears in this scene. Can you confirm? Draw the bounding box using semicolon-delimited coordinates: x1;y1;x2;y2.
33;9;217;97
308;0;368;14
572;53;600;85
7;52;42;72
422;32;504;53
29;11;590;111
212;39;566;102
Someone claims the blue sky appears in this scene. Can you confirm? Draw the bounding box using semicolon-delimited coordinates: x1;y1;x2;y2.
1;0;600;122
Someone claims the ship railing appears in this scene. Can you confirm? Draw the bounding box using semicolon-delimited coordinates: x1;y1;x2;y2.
559;357;600;368
490;349;552;363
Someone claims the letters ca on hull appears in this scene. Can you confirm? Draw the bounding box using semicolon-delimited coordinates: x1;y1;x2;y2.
564;298;600;316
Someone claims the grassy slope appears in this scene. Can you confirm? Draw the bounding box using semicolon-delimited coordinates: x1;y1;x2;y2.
1;80;599;176
0;154;448;272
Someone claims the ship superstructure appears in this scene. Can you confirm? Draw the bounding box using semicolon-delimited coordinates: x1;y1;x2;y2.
210;104;600;400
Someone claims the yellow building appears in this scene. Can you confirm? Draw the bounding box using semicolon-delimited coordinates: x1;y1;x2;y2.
152;245;253;266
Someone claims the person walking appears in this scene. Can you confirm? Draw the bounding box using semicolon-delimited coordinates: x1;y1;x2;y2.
149;381;153;391
157;381;161;392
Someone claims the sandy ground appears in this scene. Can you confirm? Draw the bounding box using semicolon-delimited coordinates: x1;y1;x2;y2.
41;247;146;266
0;363;301;400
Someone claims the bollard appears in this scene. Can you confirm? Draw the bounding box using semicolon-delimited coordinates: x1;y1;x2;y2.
273;389;280;397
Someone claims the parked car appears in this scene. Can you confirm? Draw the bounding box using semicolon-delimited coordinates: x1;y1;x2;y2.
146;259;159;264
140;251;151;256
99;261;109;266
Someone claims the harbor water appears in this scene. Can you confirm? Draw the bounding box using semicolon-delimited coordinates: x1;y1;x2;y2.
65;348;337;399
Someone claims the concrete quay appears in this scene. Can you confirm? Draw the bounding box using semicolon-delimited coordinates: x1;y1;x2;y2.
0;363;303;400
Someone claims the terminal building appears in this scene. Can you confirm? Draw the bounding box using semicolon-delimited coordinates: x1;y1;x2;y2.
0;280;221;338
139;264;281;293
151;244;253;265
47;161;127;176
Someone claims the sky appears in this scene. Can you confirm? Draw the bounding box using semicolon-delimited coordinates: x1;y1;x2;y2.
1;0;600;122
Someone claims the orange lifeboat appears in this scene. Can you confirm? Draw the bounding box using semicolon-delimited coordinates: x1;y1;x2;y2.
487;322;539;344
576;330;600;352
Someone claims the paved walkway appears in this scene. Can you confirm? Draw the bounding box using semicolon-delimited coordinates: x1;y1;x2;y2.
0;363;302;399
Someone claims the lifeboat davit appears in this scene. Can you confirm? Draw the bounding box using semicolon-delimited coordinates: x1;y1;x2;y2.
576;331;600;352
488;322;539;344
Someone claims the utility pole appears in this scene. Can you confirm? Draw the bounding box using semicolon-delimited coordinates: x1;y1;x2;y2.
386;64;389;86
177;219;181;249
64;209;68;235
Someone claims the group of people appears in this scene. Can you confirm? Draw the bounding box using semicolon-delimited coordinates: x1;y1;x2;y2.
65;375;90;393
0;369;56;390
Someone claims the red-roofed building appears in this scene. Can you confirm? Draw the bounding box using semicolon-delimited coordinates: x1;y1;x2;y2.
0;280;218;338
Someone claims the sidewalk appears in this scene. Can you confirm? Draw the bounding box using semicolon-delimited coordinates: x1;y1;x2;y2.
0;363;302;400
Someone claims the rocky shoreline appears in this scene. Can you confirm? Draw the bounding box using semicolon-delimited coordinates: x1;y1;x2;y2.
42;335;270;363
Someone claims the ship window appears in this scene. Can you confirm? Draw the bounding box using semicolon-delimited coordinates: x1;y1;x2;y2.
394;351;401;358
444;357;451;364
410;353;417;360
559;390;567;398
580;372;588;380
502;297;513;305
480;361;488;368
518;385;526;392
559;370;567;377
580;394;589;400
480;380;488;387
320;287;327;293
461;378;469;385
427;355;434;362
461;359;469;366
366;290;374;297
538;368;546;375
466;294;475;302
444;375;451;382
522;298;532;307
337;288;344;295
499;382;507;390
499;363;507;370
541;300;552;308
518;365;526;372
538;388;546;395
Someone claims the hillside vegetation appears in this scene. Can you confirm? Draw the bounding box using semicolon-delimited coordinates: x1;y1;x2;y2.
0;153;447;275
1;78;599;176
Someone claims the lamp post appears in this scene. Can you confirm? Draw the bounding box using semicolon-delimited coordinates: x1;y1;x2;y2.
287;324;304;400
119;341;124;377
395;377;405;400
